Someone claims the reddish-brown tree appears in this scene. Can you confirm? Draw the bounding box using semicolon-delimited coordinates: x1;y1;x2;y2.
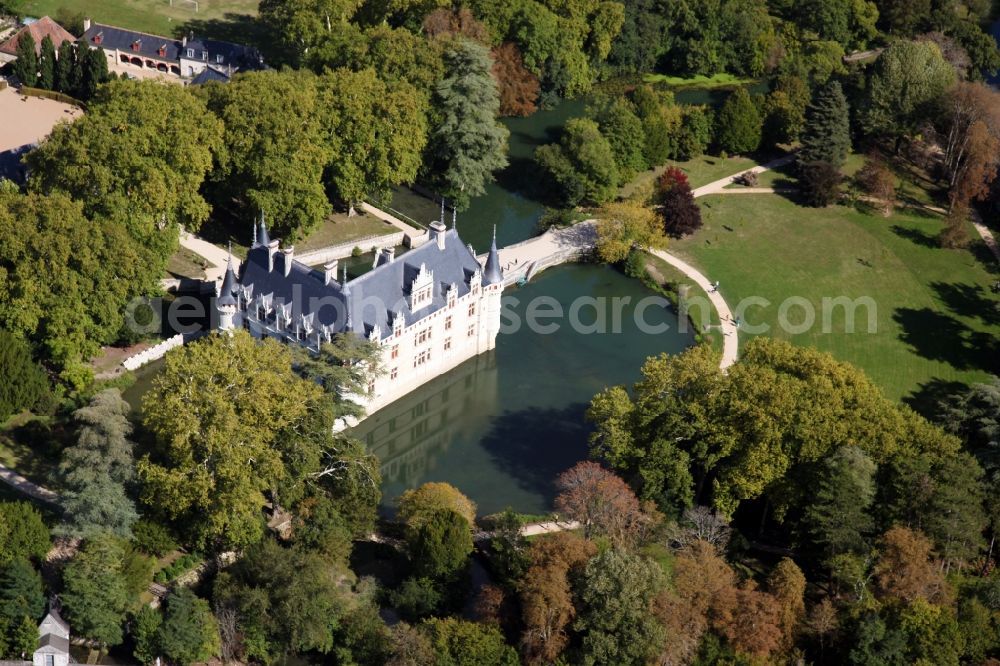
873;526;952;604
519;532;596;664
671;540;738;636
656;166;702;237
768;558;806;651
855;154;896;215
422;7;489;43
554;461;656;546
491;43;539;117
725;585;785;659
941;82;1000;211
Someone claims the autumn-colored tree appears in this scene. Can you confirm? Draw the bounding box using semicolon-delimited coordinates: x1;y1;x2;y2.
768;558;806;650
855;155;896;215
948;119;999;213
595;201;667;264
873;526;951;604
398;482;477;529
725;585;784;659
940;82;1000;200
805;597;839;658
491;43;539;117
519;532;596;664
422;7;489;42
656;166;702;237
554;461;657;547
671;540;738;637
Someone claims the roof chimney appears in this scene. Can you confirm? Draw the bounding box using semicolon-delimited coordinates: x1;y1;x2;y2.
282;246;294;277
83;18;91;32
430;220;447;250
182;34;187;48
267;239;279;272
323;259;338;286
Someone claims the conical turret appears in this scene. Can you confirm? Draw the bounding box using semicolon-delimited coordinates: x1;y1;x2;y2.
483;225;502;285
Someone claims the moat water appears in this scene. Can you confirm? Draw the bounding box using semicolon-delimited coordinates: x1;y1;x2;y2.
353;263;694;516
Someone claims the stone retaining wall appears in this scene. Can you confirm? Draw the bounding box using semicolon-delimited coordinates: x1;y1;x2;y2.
297;231;405;266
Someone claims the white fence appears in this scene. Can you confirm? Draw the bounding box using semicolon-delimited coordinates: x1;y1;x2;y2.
122;333;188;371
296;231;405;266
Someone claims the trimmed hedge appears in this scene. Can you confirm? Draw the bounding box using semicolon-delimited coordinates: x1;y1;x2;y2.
153;552;202;584
19;86;85;109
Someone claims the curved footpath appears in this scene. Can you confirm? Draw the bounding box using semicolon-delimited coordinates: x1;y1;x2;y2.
0;462;60;505
649;248;739;370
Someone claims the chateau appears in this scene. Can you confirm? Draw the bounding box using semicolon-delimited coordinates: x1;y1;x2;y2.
216;217;504;417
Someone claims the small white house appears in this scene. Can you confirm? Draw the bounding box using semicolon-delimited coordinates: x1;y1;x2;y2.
33;609;70;666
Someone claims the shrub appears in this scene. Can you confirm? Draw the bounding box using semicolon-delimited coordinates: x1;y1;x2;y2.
0;330;51;422
734;170;759;187
799;160;842;207
390;577;442;621
132;519;178;557
855;156;896;215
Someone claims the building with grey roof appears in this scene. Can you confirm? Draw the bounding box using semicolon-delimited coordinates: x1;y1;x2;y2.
33;607;70;666
216;215;504;417
79;19;263;80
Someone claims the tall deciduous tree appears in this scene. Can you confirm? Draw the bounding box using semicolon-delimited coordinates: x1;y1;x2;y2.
861;40;955;144
139;331;323;551
200;70;330;240
398;482;477;529
574;549;667;665
595;201;666;264
535;117;618;206
420;617;519;666
715;87;762;154
317;68;428;206
257;0;364;67
519;532;596;664
491;42;539;117
58;389;138;538
0;191;151;373
873;526;950;604
425;39;509;209
27;80;222;264
407;509;474;580
61;535;132;647
590;96;646;179
554;461;656;547
798;81;851;168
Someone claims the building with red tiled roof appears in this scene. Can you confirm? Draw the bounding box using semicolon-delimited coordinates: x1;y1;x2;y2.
0;16;76;64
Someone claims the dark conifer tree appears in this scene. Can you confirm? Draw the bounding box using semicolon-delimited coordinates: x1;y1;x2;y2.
798;81;851;168
37;36;55;90
12;32;36;86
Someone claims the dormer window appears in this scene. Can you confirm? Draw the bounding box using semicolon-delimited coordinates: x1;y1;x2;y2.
94;32;103;45
131;39;141;52
202;51;208;61
187;48;194;58
216;54;224;64
158;44;167;57
408;263;434;311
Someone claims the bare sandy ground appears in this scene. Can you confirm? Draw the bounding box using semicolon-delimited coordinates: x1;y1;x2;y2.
0;83;81;153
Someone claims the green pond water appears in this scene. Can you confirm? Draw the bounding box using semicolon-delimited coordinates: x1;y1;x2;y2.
353;263;693;516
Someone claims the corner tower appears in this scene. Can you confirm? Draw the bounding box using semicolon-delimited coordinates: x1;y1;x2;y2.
480;226;504;351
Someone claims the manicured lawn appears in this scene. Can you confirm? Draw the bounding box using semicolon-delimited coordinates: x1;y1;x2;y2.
165;246;209;279
670;193;999;408
621;155;762;199
643;72;756;88
297;212;396;252
22;0;258;40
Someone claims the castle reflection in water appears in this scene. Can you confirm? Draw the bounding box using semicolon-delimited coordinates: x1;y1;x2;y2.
351;351;499;495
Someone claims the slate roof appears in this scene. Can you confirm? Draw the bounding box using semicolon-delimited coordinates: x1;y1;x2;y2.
36;633;69;655
0;17;75;57
81;23;263;72
190;66;230;85
483;230;502;285
239;229;483;337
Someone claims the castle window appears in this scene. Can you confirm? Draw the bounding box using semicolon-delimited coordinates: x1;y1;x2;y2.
46;655;54;666
413;349;432;367
415;328;431;345
445;315;452;330
390;367;398;380
391;345;399;359
468;302;476;316
412;285;432;309
467;323;475;337
187;48;194;58
368;379;375;394
216;54;224;63
444;337;451;351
